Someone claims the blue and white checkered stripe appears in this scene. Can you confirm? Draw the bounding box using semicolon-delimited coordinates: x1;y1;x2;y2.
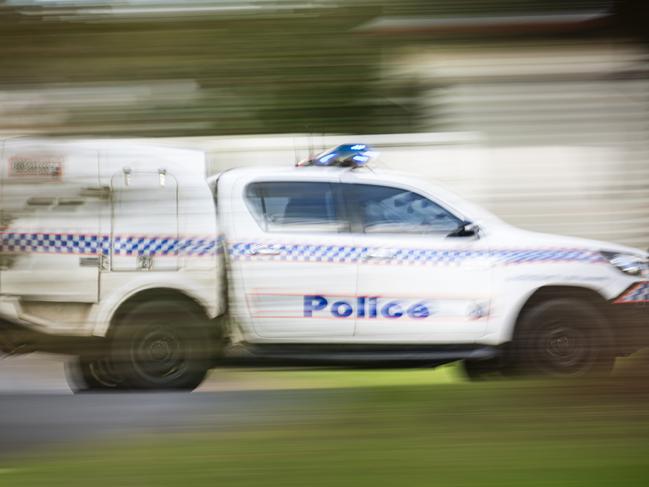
229;242;605;266
1;232;105;255
178;237;221;256
615;282;649;304
229;242;364;263
0;233;602;264
0;232;222;257
494;248;604;265
112;236;178;256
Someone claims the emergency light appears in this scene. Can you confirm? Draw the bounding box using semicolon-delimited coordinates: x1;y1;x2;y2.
297;144;378;168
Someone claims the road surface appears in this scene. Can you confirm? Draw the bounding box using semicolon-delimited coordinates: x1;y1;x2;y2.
0;354;329;460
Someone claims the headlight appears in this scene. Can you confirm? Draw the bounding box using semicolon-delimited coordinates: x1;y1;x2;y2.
600;251;649;277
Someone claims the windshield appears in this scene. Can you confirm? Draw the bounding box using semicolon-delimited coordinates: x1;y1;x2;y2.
422;183;506;228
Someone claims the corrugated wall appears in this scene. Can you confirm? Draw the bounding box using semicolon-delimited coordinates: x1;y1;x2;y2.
411;41;649;249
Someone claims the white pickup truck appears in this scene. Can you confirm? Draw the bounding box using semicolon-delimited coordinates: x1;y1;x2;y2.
0;138;647;390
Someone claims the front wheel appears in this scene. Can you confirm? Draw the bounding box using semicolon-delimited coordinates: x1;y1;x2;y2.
110;301;213;391
510;298;615;378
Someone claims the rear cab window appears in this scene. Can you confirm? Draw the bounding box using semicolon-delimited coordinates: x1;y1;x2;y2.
245;181;349;233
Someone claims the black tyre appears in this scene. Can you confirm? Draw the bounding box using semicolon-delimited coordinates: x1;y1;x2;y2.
462;357;505;381
65;354;124;392
110;301;213;391
511;298;615;377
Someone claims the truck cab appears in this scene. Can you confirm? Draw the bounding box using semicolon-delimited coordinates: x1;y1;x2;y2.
218;166;493;344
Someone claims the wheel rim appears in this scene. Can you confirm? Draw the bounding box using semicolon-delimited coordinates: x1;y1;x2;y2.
534;319;594;375
131;325;189;384
87;357;123;388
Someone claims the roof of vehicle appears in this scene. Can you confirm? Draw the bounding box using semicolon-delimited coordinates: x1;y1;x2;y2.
213;165;429;192
218;165;408;181
216;165;470;197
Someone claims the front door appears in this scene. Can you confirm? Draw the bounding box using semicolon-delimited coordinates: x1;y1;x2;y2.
343;180;491;342
226;178;357;340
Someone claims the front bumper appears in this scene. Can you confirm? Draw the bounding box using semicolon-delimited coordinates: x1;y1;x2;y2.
609;282;649;354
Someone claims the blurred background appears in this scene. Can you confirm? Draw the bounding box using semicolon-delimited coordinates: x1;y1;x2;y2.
1;2;649;485
1;0;648;248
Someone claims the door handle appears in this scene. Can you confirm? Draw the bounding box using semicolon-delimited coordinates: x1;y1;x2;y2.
79;254;108;270
249;244;282;256
363;249;397;261
79;256;100;267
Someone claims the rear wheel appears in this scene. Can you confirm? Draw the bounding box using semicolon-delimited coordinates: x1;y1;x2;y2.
65;354;124;392
510;298;614;377
110;301;213;391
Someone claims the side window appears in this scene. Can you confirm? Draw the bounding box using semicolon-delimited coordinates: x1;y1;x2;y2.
245;181;348;233
348;184;461;234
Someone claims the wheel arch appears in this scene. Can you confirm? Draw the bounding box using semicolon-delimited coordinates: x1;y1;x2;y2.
107;288;208;335
511;285;615;345
91;286;218;341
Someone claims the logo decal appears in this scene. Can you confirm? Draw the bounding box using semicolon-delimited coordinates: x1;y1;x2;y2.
9;155;63;180
248;292;489;321
303;295;434;319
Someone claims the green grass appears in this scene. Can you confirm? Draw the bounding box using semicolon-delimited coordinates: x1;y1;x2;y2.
204;362;462;391
2;371;649;487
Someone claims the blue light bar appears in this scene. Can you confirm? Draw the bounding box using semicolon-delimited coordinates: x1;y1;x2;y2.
298;144;378;168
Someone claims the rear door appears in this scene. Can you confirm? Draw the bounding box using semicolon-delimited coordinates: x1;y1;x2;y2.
0;141;101;302
224;175;358;340
109;169;179;272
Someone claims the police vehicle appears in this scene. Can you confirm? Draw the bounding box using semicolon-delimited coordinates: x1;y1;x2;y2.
0;139;647;390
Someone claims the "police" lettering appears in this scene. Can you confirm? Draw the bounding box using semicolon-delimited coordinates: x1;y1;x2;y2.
303;295;433;319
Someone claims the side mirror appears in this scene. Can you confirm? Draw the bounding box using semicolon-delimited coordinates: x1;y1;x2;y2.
447;220;480;238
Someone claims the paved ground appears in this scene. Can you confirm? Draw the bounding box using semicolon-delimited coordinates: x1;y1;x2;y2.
0;354;327;460
0;353;70;394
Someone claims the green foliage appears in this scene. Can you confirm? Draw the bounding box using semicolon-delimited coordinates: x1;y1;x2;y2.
0;2;398;136
0;0;617;137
